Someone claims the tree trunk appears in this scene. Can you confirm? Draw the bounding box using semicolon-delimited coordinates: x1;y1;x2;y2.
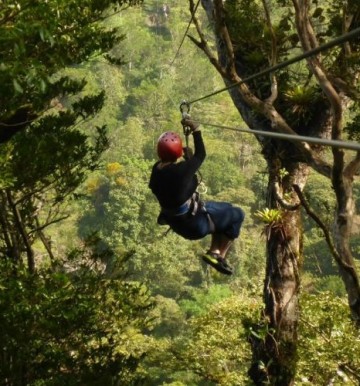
248;155;308;386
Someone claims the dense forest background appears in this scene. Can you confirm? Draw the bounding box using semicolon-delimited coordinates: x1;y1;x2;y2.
1;0;359;385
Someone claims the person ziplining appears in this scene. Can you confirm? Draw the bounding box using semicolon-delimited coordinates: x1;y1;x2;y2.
149;114;245;275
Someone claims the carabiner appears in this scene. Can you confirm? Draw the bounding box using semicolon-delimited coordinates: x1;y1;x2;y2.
180;100;192;136
179;100;191;117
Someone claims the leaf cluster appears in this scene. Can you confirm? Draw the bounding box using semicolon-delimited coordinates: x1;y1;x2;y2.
0;257;154;385
297;292;360;385
0;0;141;120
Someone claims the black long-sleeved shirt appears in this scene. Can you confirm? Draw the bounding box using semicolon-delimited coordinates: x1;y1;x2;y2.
149;131;206;209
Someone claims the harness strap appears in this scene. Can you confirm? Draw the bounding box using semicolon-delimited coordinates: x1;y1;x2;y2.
161;192;198;217
191;196;198;216
161;192;216;234
206;212;216;233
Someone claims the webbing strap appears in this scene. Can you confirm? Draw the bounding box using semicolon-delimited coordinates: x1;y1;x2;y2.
206;212;216;233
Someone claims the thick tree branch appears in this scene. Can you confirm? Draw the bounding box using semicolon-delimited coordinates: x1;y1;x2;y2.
189;0;228;77
273;182;300;210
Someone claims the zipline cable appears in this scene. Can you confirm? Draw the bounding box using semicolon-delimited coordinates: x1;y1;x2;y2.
187;26;360;105
195;120;360;152
170;8;360;152
159;1;201;110
169;0;201;66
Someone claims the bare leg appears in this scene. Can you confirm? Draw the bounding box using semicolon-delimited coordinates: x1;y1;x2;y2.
218;234;233;258
209;233;221;255
210;233;234;258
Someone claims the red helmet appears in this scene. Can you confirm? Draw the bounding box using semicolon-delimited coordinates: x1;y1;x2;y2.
157;132;183;161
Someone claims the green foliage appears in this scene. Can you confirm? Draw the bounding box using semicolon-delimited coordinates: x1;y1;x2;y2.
11;113;108;192
282;83;325;125
254;208;283;224
313;275;347;297
284;85;320;107
254;207;287;241
303;232;339;276
79;156;153;246
302;172;339;276
0;0;141;121
1;2;357;385
142;289;360;386
345;106;360;142
297;292;360;385
149;295;186;337
201;157;246;195
179;296;260;385
0;0;143;271
0;142;14;188
213;186;256;210
225;0;269;60
0;258;154;385
232;226;266;289
179;284;233;317
302;171;336;231
0;106;109;270
146;295;262;386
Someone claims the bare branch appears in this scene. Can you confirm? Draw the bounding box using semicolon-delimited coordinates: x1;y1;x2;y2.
261;0;278;104
213;0;236;75
188;0;228;77
293;0;343;140
293;185;359;282
28;215;70;236
186;34;226;76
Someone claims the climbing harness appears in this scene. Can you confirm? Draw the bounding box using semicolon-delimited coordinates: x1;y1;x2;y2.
160;191;200;217
159;191;215;234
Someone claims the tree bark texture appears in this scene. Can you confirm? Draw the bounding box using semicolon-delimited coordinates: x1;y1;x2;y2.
248;159;308;386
